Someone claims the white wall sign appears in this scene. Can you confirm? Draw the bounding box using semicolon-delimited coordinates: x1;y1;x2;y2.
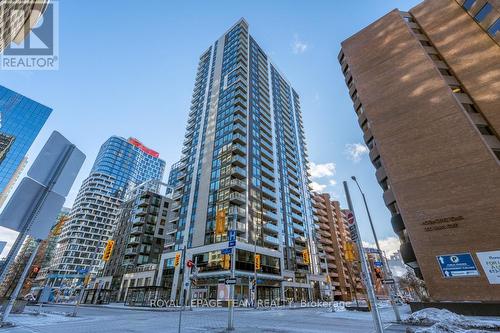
476;251;500;284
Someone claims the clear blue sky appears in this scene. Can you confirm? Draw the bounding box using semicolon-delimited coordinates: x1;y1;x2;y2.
0;0;422;256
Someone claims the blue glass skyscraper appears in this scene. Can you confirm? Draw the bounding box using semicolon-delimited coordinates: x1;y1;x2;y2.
49;136;165;278
0;85;52;206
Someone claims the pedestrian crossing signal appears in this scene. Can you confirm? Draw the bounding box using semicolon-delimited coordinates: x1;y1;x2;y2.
102;240;115;262
174;253;181;267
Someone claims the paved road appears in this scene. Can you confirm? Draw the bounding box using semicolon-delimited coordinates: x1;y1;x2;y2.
1;304;411;333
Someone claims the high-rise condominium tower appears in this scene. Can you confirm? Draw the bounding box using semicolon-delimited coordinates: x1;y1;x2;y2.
161;19;318;302
49;137;165;283
0;85;52;207
339;0;499;302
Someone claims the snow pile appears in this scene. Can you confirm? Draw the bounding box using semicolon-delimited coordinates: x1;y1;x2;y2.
404;308;500;331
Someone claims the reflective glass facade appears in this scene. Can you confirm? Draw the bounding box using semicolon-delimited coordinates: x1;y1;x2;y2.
91;136;166;198
0;85;51;202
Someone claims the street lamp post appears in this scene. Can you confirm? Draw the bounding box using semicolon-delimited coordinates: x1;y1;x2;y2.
351;176;401;322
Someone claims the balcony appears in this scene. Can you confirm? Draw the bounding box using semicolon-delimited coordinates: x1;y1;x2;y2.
231;166;246;179
128;236;141;245
233;123;246;136
391;213;405;234
263;222;280;234
232;133;246;145
229;178;246;192
233;114;246;126
291;212;304;223
262;209;277;221
294;234;307;243
228;206;246;218
293;222;304;232
261;186;275;199
231;155;246;167
130;226;143;235
263;235;279;246
124;247;138;256
229;192;245;205
232;143;246;156
262;198;276;210
165;235;176;246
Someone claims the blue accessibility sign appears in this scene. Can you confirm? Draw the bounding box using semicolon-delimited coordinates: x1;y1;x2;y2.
374;261;383;267
436;253;480;278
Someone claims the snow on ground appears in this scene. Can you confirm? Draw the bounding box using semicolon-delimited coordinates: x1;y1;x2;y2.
5;312;82;327
404;308;500;332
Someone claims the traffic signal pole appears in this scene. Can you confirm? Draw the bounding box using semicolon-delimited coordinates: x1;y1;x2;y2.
351;176;401;323
1;240;40;325
177;246;187;333
343;181;384;333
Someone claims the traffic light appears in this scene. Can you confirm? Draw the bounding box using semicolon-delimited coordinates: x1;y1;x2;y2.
222;254;231;270
326;274;331;284
102;240;115;262
302;249;310;265
344;242;356;262
174;252;181;267
215;209;226;236
254;254;261;270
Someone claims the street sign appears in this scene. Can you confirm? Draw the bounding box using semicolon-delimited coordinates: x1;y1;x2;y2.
382;278;395;285
228;240;236;247
221;248;232;254
228;230;236;242
476;251;500;284
0;178;65;239
346;212;358;242
187;259;194;268
225;278;237;285
28;131;85;197
437;253;480;278
374;261;383;267
77;268;89;275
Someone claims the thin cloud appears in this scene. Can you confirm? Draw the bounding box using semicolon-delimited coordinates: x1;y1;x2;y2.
345;143;369;163
292;34;308;54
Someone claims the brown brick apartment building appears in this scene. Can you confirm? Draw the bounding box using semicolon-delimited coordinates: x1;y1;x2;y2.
312;193;364;301
338;0;500;302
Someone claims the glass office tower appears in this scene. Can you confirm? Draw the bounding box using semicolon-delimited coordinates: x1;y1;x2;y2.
0;85;52;207
49;136;165;281
162;19;319;303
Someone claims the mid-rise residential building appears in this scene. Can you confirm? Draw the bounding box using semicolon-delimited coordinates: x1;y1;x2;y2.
97;180;173;302
0;0;50;52
339;0;500;302
0;85;52;208
48;137;165;284
312;193;363;301
159;19;319;303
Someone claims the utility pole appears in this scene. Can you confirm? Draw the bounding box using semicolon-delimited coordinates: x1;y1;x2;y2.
351;176;401;322
343;181;384;333
227;212;236;330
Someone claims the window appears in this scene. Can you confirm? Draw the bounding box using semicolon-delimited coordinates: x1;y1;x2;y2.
463;0;476;10
477;124;494;135
474;3;493;22
372;156;382;169
380;178;389;191
462;103;479;113
488;18;500;37
439;68;453;76
412;28;424;34
429;54;442;61
420;40;432;47
493;149;500;160
404;16;415;23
